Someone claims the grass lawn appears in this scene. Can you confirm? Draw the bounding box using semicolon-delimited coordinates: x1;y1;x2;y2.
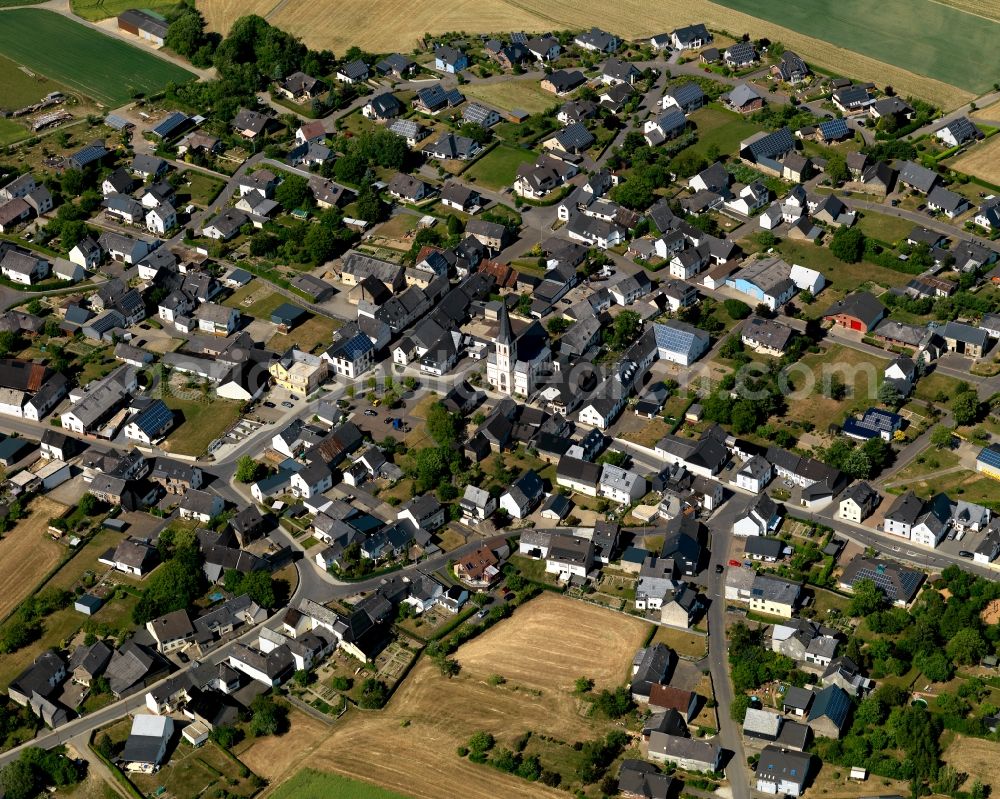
685;103;764;158
773;239;910;318
162;395;242;456
899;470;1000;510
713;0;999;93
271;769;412;799
785;344;887;427
463;144;537;191
223;284;286;319
131;742;259;799
0;9;195;106
856;210;916;246
267;315;341;355
649;625;707;658
810;588;851;618
462;80;558;114
178;171;226;207
508;553;553;584
889;444;961;482
914;370;969;403
69;0;177;21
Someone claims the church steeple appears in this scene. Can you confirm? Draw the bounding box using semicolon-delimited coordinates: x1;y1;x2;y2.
494;303;516;395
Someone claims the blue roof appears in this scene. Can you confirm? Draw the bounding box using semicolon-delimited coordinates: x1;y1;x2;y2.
978;443;1000;469
152;112;189;139
819;118;850;140
621;545;648;564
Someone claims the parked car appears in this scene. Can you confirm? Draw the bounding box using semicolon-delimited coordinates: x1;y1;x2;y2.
281;401;294;408
363;409;377;416
715;564;724;574
263;401;275;408
728;559;741;567
959;550;974;559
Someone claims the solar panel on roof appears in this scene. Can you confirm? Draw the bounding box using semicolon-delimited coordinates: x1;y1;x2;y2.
152;112;188;139
819;118;849;139
511;32;527;43
445;89;465;106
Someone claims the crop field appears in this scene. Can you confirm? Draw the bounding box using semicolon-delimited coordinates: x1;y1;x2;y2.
948;135;1000;185
0;54;73;109
0;10;195;106
0;497;68;620
936;0;1000;22
270;770;413;799
198;0;969;108
714;0;996;94
257;594;649;799
70;0;178;22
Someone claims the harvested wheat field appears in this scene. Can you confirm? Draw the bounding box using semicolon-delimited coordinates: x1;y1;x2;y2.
935;0;1000;22
237;708;332;782
259;594;650;799
0;497;68;620
197;0;971;108
949;135;1000;183
455;591;650;689
942;734;1000;789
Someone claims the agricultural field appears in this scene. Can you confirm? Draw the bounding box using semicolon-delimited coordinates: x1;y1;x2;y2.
0;54;73;108
714;0;997;93
463;144;538;190
258;594;649;799
934;0;1000;22
0;10;195;106
199;0;969;107
270;770;413;799
947;135;1000;185
70;0;178;21
462;80;558;115
0;496;69;620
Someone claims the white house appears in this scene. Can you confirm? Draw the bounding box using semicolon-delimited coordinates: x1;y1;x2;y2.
733;495;782;537
289;460;333;499
735;455;773;493
145;203;176;235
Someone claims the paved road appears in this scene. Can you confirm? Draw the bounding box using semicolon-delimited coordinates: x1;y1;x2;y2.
702;495;753;799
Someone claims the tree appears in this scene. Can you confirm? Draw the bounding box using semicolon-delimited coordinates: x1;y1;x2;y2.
224;569;276;607
825;152;849;185
165;9;208;58
952;390;982;425
575;676;594;694
930;425;954;449
355;184;387;224
724;298;752;320
274;175;311;210
547;317;571;335
359;678;389;708
235;455;262;483
609;176;655;210
426;402;460;447
731;693;752;722
248;694;285;737
946;628;986;665
878;381;902;408
61;169;84;196
830;226;866;263
610;310;642;350
847;578;885;617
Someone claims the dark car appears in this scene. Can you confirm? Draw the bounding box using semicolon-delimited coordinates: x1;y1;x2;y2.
263;401;275;408
504;592;515;602
958;550;974;559
715;564;724;574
